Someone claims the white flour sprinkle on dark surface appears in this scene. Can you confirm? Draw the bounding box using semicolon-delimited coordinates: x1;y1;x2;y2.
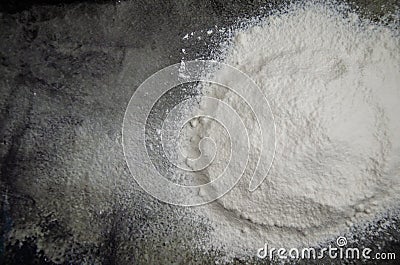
0;0;399;264
182;2;400;260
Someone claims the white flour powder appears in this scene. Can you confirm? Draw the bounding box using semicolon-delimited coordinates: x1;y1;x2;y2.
182;2;400;258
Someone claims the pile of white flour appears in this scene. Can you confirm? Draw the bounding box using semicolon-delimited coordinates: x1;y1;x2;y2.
182;2;400;259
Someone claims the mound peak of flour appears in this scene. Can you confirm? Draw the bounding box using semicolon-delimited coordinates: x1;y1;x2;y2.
183;2;400;259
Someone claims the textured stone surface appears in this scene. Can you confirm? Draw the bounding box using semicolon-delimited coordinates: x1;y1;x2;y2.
0;0;399;264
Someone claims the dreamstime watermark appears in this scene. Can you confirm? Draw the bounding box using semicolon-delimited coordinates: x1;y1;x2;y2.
257;236;396;261
122;60;276;206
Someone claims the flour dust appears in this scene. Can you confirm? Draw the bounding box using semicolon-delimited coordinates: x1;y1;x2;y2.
174;2;400;260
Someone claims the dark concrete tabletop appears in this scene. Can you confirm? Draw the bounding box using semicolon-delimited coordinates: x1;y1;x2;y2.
0;0;399;264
